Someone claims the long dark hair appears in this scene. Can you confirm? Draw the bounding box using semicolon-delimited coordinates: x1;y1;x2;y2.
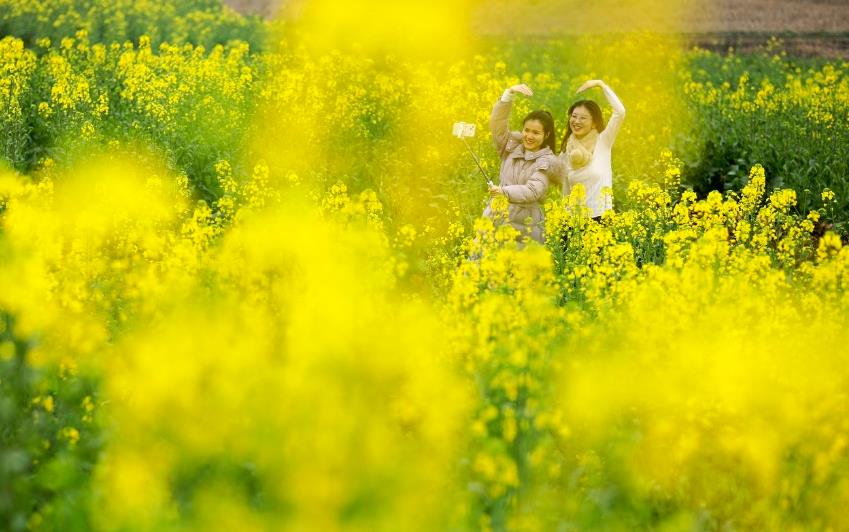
523;110;557;153
559;100;605;154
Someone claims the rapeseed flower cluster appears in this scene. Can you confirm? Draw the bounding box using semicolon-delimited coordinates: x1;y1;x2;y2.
445;163;849;529
683;49;849;220
1;154;473;530
0;0;266;50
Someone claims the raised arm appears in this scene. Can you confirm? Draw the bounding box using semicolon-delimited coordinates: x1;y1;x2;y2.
576;80;625;145
600;83;625;144
490;84;533;159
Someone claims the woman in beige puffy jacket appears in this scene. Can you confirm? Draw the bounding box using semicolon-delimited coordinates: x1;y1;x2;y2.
484;83;565;244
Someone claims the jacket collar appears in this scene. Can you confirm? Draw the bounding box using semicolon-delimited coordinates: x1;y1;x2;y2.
508;144;553;161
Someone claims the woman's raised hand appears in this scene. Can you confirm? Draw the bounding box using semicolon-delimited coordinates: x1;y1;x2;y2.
576;80;605;93
508;84;533;97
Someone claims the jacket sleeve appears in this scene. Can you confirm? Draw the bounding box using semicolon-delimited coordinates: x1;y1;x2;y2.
490;92;517;160
502;167;550;204
599;84;626;147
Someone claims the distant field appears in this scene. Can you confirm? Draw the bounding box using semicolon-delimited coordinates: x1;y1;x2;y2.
223;0;849;57
224;0;849;32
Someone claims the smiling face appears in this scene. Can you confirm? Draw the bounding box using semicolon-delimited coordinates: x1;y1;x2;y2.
569;105;594;138
522;119;547;152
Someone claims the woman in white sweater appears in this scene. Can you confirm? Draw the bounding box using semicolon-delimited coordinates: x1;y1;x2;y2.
559;80;625;220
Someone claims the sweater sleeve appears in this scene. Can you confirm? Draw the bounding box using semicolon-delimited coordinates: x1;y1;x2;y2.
490;90;516;160
599;84;625;146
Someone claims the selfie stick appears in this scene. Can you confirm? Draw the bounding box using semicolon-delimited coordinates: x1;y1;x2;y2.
461;137;495;188
453;122;495;188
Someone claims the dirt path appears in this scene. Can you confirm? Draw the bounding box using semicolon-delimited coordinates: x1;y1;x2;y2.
472;0;849;34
